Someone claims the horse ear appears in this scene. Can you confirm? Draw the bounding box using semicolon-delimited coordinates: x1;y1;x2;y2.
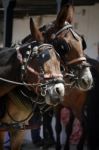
30;17;44;42
56;5;74;28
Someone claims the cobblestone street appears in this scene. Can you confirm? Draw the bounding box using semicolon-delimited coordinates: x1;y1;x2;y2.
22;142;87;150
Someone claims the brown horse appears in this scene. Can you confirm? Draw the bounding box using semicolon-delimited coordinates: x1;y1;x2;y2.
0;20;65;105
38;5;96;150
38;5;99;150
0;19;65;150
25;6;93;94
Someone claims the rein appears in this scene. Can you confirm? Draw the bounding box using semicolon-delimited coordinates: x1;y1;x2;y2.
0;77;42;86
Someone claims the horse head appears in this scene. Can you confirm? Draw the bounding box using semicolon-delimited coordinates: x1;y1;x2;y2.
16;18;65;106
42;5;93;91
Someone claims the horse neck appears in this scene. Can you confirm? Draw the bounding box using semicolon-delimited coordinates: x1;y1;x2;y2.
0;47;21;81
0;84;16;97
63;88;87;119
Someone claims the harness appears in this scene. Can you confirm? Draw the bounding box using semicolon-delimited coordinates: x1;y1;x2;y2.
0;86;55;131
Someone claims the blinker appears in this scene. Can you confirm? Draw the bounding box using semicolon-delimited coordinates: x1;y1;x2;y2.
36;49;50;65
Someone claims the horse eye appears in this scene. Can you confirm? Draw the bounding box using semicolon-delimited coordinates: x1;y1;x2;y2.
61;45;65;50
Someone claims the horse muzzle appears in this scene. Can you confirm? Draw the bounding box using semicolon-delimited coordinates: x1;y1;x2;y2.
44;79;65;105
76;67;93;91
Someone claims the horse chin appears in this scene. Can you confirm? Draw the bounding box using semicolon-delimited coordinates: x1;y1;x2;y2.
45;94;63;106
76;79;93;91
76;84;92;91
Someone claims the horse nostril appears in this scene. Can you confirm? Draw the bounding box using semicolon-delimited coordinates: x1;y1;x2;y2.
56;87;61;95
54;83;65;96
82;77;89;85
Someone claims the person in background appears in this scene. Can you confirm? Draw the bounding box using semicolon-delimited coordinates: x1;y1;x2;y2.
42;109;55;149
29;106;43;147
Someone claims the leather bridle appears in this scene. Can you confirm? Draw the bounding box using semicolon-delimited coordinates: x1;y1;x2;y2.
52;21;87;65
16;41;64;96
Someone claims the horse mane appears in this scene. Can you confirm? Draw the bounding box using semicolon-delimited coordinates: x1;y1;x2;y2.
0;47;17;66
0;47;20;80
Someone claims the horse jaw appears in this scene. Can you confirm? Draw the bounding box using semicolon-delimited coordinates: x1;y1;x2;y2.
77;67;93;91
